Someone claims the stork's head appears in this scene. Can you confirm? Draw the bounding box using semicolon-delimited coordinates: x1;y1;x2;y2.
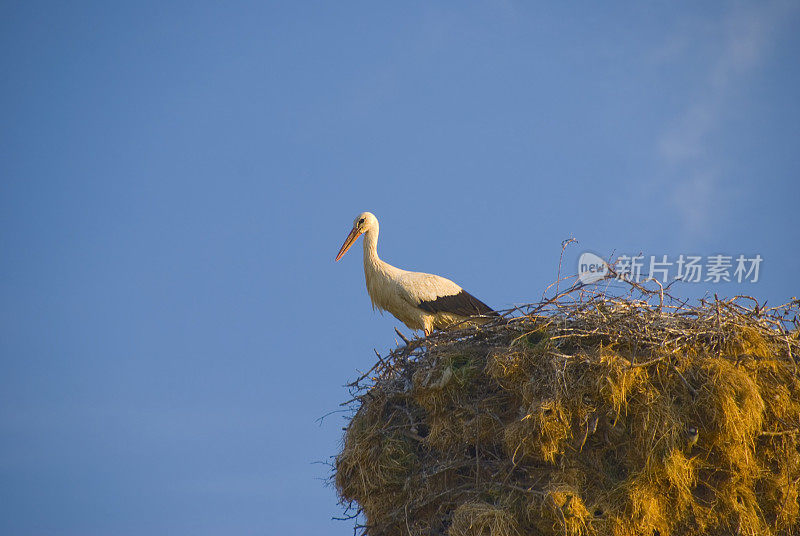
335;212;377;261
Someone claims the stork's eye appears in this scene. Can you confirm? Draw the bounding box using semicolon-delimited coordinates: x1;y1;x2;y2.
358;218;365;224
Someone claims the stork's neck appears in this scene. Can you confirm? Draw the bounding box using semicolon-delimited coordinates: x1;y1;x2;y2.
362;226;380;269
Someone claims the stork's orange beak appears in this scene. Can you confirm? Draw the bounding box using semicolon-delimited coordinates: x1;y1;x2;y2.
335;227;362;261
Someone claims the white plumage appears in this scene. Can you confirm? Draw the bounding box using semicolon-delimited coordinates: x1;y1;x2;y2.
335;212;494;336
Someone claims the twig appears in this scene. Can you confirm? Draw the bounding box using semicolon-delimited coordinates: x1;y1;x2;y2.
555;237;578;296
394;327;411;346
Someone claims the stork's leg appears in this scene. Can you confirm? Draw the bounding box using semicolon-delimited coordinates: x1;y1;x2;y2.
421;328;433;351
421;316;433;339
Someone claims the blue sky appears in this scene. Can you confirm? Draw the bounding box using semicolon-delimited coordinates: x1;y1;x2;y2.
1;2;798;534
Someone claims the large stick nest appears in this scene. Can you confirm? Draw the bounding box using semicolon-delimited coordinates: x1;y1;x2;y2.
334;283;800;536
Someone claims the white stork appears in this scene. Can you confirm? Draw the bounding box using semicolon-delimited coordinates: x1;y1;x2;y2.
335;212;495;336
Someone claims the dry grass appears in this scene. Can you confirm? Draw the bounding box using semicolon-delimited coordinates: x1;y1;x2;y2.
334;283;800;536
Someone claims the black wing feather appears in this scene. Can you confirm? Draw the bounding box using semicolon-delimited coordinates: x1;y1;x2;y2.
417;290;496;317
